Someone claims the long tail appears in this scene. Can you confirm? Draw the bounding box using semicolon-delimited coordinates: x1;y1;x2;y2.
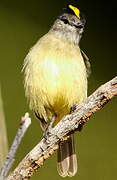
57;134;77;177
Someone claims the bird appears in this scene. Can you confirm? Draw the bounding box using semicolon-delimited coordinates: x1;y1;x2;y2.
23;4;90;177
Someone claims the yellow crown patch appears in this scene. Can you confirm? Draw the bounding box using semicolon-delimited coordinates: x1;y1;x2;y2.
69;5;80;19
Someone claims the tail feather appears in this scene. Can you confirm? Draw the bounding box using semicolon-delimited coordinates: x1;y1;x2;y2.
57;135;77;177
68;136;77;177
57;141;70;177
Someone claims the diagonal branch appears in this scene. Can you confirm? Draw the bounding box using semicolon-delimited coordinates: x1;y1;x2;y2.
7;76;117;180
0;113;31;179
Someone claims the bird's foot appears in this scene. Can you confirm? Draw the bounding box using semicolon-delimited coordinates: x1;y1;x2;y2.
43;115;56;139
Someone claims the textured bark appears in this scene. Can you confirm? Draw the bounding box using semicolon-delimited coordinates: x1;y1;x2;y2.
7;76;117;180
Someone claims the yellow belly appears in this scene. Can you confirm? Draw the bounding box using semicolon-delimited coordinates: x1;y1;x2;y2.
23;33;87;123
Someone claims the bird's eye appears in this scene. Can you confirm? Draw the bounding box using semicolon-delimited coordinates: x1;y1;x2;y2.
62;18;69;24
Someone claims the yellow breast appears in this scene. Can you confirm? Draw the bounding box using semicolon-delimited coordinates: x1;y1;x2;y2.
23;33;87;122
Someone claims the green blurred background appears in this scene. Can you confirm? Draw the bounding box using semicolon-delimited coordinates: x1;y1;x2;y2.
0;0;117;179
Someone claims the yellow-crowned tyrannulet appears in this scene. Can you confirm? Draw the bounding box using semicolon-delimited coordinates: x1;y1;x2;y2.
23;4;90;177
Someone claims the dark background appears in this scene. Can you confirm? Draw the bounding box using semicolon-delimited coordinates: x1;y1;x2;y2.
0;0;117;179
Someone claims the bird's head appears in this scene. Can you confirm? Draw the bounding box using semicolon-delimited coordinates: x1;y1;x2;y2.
51;5;86;44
